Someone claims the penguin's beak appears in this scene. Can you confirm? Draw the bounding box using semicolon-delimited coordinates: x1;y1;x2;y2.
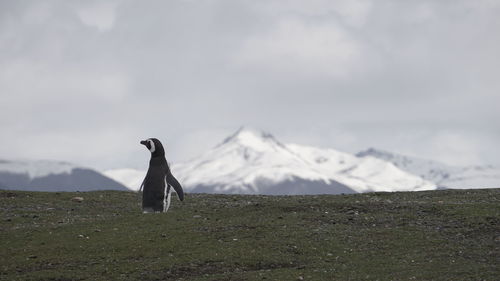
140;140;148;146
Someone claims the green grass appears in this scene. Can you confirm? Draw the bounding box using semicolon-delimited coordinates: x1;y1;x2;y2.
0;189;498;281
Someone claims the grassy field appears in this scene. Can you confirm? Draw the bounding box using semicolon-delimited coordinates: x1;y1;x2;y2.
0;188;498;281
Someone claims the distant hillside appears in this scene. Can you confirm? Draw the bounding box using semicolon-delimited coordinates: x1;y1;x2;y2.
357;148;500;189
0;159;128;191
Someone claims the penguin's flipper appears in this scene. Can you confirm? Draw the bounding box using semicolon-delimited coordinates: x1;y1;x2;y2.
166;172;184;201
139;178;145;193
139;170;150;193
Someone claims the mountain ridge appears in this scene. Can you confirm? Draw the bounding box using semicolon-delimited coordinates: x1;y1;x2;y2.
107;128;499;193
0;159;128;192
169;128;436;194
356;147;500;189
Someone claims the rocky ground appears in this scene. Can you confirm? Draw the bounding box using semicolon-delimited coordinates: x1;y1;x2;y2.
0;188;498;280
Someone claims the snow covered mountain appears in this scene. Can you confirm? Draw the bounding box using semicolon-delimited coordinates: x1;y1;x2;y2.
108;129;500;194
0;159;128;192
103;168;145;192
356;148;500;189
137;128;434;195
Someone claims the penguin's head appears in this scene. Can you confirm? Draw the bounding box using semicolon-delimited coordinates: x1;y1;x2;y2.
140;138;165;157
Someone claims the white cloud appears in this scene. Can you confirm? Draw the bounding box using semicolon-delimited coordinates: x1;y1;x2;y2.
168;128;234;163
0;0;499;169
76;1;119;31
427;132;482;166
0;59;129;103
257;0;372;27
333;0;372;27
392;130;485;167
5;129;141;170
234;17;361;78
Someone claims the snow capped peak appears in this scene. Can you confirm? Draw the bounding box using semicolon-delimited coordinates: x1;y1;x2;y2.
356;148;500;189
0;159;129;191
217;127;286;151
0;159;77;179
171;129;437;194
105;130;500;193
174;127;315;193
356;148;447;171
356;147;392;157
356;147;394;159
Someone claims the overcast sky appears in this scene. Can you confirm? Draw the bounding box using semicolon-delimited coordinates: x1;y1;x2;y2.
0;0;499;170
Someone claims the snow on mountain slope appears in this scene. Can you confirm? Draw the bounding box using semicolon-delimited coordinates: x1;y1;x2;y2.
172;128;436;194
286;144;435;192
442;165;500;188
173;128;330;193
103;168;145;191
356;148;500;189
0;159;128;191
0;159;75;179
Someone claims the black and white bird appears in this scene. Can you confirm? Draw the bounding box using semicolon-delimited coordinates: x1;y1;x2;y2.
140;138;184;213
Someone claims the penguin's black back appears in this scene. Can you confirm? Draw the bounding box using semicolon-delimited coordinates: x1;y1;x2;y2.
142;157;169;212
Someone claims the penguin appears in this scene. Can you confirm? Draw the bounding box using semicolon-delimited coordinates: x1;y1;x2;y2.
140;138;184;213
